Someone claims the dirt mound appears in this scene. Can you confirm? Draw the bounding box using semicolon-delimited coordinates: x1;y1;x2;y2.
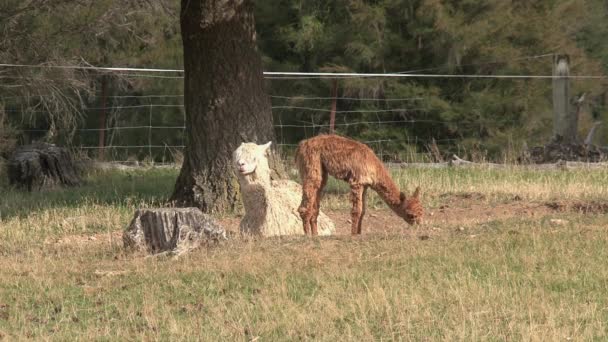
546;201;608;214
439;192;487;201
525;136;608;163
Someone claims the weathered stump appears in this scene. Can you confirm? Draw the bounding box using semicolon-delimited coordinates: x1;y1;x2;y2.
123;208;227;255
7;142;81;191
525;135;608;164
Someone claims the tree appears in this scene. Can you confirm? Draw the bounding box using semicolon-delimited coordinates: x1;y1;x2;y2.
256;0;606;159
0;0;180;146
171;0;282;213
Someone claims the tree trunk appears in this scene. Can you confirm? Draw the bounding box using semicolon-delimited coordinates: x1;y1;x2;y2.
171;0;283;213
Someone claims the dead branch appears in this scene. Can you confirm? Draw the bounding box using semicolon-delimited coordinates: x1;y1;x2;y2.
388;154;608;170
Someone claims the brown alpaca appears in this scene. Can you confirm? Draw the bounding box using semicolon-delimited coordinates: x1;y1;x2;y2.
296;134;424;235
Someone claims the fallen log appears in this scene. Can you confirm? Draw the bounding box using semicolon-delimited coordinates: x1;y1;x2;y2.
7;143;81;191
386;162;451;169
387;155;608;170
123;208;227;256
449;155;508;168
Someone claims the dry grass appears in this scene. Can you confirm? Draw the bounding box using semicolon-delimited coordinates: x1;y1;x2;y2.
1;166;608;340
320;166;608;210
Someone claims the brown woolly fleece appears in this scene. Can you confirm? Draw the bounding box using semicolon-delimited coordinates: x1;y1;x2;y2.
295;134;424;235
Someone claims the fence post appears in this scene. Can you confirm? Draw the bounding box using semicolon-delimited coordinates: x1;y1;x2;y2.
553;54;576;141
329;79;338;134
98;75;108;160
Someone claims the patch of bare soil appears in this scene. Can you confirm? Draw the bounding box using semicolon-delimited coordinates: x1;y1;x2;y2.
322;201;552;238
50;194;608;247
217;193;608;239
545;200;608;214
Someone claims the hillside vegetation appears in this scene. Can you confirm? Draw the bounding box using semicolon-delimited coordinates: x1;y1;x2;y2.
1;0;607;160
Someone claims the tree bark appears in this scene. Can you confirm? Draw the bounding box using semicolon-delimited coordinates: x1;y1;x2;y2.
171;0;283;213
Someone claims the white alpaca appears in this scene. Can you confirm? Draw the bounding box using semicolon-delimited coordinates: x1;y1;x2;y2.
233;142;335;237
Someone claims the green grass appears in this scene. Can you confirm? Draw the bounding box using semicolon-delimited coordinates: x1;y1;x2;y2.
1;166;608;340
0;168;176;220
0;168;176;251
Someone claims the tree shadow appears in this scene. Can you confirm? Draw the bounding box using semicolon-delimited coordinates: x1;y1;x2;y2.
0;168;178;221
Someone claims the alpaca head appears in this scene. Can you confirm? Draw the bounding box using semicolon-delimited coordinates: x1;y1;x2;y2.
396;187;424;225
233;141;272;183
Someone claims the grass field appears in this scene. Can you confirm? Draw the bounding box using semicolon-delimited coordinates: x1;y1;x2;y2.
1;166;608;340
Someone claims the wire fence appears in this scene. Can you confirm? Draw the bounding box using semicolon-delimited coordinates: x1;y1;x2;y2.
11;100;432;163
5;93;471;163
2;58;606;164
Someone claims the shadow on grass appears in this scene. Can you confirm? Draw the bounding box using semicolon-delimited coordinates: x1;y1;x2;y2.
0;168;179;220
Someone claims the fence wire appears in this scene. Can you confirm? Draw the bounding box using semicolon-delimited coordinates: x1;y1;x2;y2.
2;61;604;164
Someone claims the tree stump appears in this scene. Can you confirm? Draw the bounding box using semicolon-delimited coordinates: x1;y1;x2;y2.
7;142;81;191
526;135;608;164
123;208;227;255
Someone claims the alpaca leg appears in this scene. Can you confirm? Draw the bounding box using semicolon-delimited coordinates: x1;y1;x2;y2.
298;184;313;235
310;170;328;236
350;184;365;235
299;179;322;236
297;151;323;236
356;186;368;234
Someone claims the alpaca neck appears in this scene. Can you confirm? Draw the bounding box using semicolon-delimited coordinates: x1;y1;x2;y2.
241;184;268;210
370;169;402;208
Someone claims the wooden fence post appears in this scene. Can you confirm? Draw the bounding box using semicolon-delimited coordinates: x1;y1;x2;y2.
329;79;338;134
98;75;108;160
553;54;576;141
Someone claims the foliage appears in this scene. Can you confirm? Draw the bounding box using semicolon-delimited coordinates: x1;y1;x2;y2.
0;0;181;149
1;0;607;161
257;0;607;160
0;110;17;158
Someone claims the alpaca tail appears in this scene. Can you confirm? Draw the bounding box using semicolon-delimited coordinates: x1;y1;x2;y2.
294;139;324;182
294;141;307;175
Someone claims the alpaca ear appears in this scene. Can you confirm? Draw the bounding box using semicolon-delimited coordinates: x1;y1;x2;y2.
261;141;272;153
399;192;406;202
412;186;420;198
